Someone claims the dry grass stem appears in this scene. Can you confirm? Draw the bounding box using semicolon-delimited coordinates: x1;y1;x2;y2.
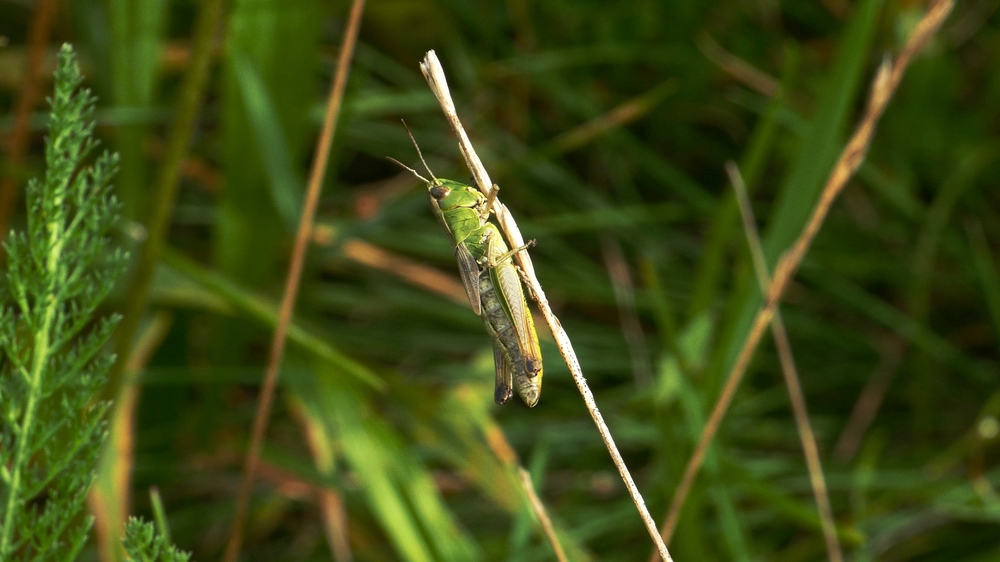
654;0;955;551
833;335;905;462
318;489;353;562
601;235;653;388
547;81;676;155
518;468;569;562
222;1;366;560
697;33;780;97
293;399;354;561
91;312;174;561
420;49;674;562
341;239;470;305
727;162;842;562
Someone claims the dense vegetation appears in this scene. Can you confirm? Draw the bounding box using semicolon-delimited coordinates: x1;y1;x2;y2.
1;0;998;560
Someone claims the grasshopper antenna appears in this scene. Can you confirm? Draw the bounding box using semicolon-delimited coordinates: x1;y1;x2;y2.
400;119;437;182
385;156;430;184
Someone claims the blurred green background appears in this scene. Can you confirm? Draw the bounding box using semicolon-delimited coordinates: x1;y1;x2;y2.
2;0;1000;560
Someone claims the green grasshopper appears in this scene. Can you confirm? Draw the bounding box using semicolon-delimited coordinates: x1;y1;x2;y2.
474;225;543;406
389;140;542;406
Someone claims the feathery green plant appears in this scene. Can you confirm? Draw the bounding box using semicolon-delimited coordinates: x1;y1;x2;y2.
0;43;168;561
122;518;191;562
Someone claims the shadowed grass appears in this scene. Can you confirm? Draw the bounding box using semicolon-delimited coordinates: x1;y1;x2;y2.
4;0;998;559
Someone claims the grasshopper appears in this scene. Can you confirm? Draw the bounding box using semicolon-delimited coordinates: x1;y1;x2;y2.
389;136;542;406
474;225;542;406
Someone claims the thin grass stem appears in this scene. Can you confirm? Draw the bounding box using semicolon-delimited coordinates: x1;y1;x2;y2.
727;161;842;562
518;468;568;562
222;1;366;560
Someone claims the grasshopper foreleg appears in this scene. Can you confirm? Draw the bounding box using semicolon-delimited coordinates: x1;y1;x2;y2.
482;184;500;218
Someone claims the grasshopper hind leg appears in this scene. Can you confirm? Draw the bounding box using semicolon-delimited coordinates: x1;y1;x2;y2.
492;340;513;405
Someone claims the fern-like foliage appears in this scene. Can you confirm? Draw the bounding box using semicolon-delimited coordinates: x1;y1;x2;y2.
121;518;191;562
0;44;126;561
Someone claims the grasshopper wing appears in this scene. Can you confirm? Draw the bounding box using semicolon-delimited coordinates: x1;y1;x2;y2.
456;243;482;316
490;249;542;377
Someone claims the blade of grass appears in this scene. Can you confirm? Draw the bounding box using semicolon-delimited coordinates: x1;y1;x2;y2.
601;235;653;388
434;384;591;561
673;364;750;561
832;334;905;462
149;487;172;546
689;41;796;318
289;394;353;562
543;80;677;156
656;0;955;550
906;143;1000;435
161;247;381;386
803;267;988;380
508;437;551;557
108;0;168;221
907;144;1000;323
231;50;304;228
223;1;366;559
212;0;324;377
714;0;883;377
315;380;437;562
107;0;226;400
286;362;480;562
737;477;865;545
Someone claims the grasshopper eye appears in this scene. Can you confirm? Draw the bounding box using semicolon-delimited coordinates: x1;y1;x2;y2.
429;184;451;199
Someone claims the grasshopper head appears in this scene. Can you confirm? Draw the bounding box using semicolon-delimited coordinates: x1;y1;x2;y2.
429;179;484;212
428;181;451;201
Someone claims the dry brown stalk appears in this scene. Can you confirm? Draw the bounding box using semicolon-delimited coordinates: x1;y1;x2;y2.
91;312;174;561
833;334;906;462
547;81;676;154
341;239;470;305
293;399;354;562
222;1;366;560
519;468;569;562
697;33;780;97
601;235;654;388
317;489;353;562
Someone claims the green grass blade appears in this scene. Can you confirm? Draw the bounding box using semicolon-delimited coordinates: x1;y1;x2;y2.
716;0;884;379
